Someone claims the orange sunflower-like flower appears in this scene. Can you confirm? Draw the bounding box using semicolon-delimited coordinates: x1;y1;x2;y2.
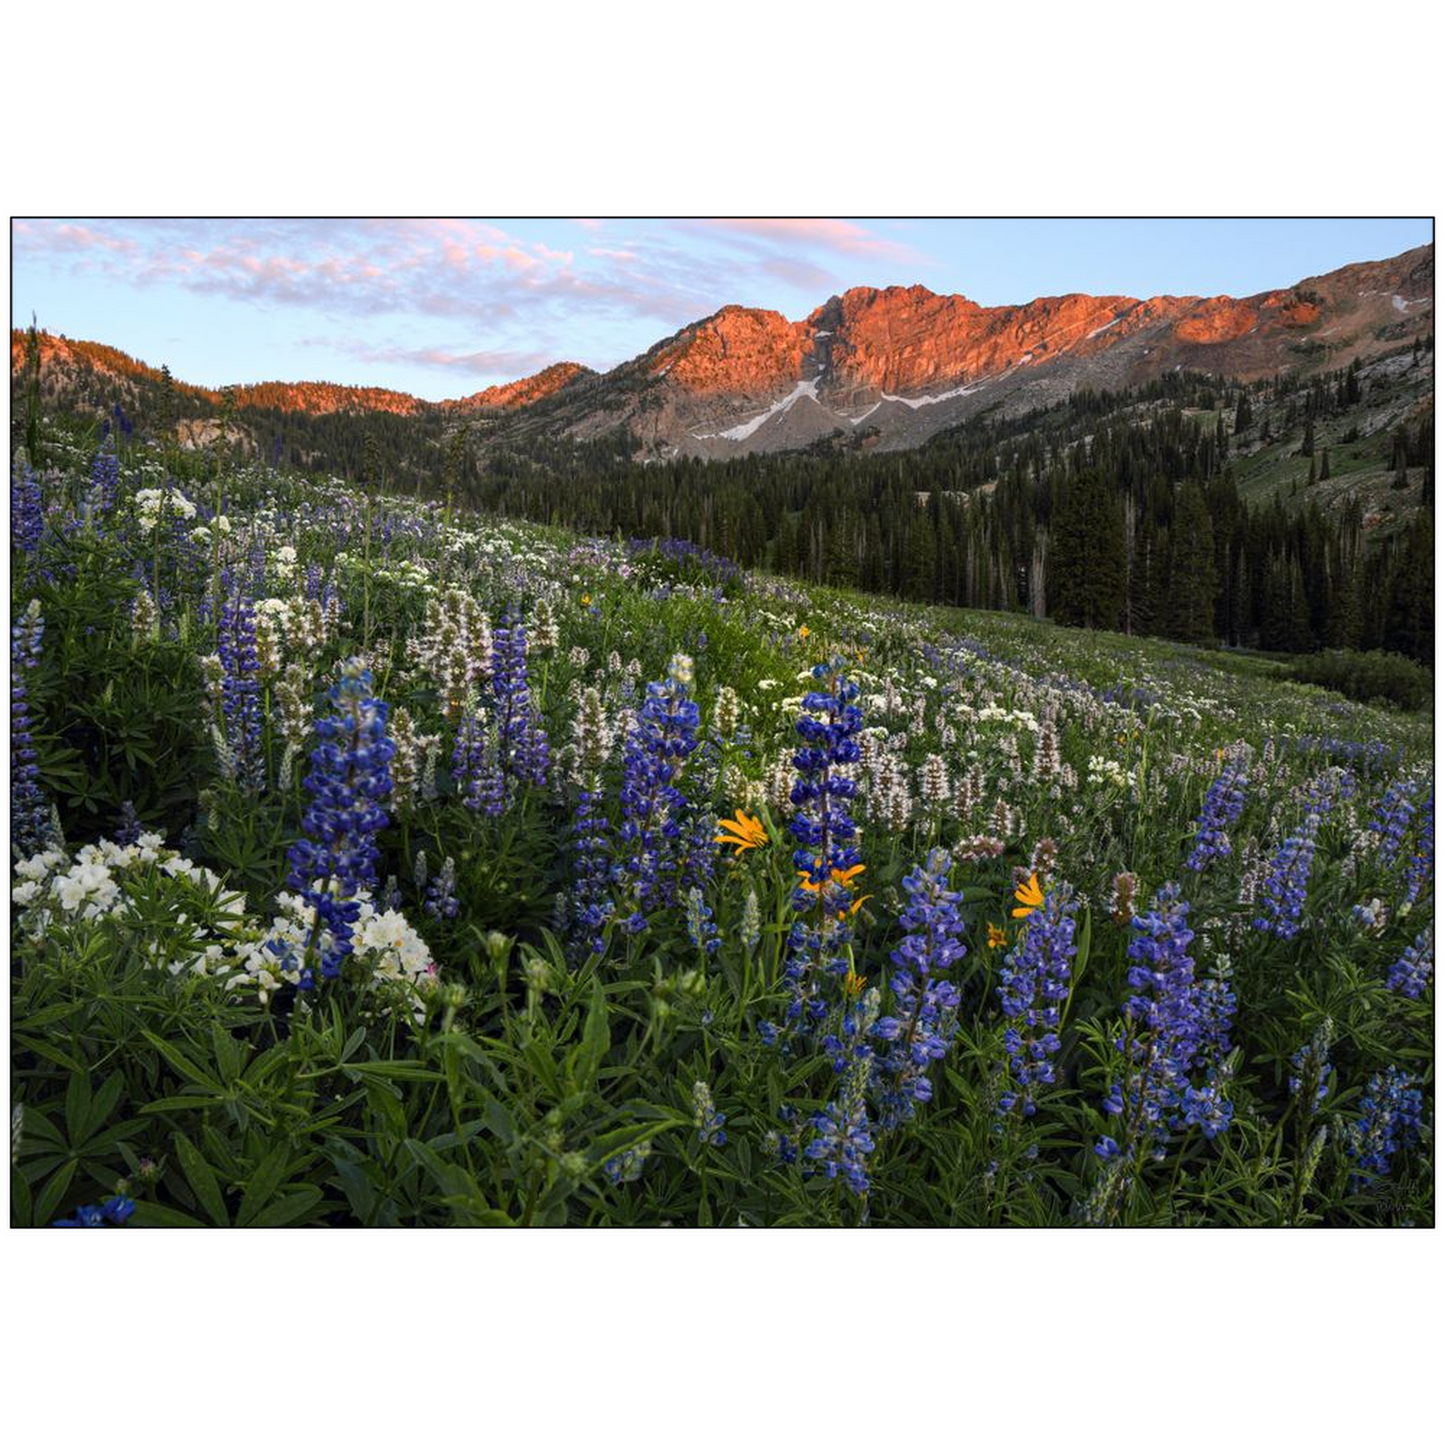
798;862;867;893
1012;872;1045;919
715;809;768;855
986;922;1009;949
843;965;868;999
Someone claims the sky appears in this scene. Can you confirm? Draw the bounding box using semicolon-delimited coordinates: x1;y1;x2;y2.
10;217;1433;401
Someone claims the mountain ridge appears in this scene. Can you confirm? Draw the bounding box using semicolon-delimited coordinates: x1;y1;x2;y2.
12;242;1432;458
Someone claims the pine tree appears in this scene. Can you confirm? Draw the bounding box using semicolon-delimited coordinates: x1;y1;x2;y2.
1161;485;1218;643
1048;471;1126;630
1384;511;1434;662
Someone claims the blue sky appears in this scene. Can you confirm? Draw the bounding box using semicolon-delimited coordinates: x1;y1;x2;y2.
11;218;1432;401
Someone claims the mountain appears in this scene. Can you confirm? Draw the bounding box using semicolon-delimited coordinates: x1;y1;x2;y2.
441;361;594;412
12;244;1433;461
499;244;1433;458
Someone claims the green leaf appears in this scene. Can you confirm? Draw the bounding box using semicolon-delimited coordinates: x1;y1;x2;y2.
83;1073;125;1142
1075;905;1093;978
173;1132;229;1226
143;1031;224;1094
364;1079;408;1140
251;1186;325;1227
575;976;610;1092
35;1159;79;1226
11;1166;33;1227
211;1023;243;1085
138;1095;230;1115
235;1143;293;1227
64;1071;91;1147
132;1201;206;1228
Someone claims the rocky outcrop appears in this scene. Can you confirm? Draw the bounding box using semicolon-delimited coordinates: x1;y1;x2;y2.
445;361;593;411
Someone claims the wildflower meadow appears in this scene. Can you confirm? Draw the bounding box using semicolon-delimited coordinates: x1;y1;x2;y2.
8;422;1434;1227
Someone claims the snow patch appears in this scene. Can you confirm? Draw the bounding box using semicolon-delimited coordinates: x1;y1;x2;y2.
1393;294;1428;312
1086;317;1121;339
814;330;832;338
692;379;820;441
878;381;982;410
850;402;881;426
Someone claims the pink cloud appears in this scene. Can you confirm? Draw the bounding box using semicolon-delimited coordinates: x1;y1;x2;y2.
694;217;931;266
335;339;557;376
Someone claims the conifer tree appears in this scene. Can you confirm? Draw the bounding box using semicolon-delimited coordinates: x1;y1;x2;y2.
1049;471;1126;630
1162;485;1218;643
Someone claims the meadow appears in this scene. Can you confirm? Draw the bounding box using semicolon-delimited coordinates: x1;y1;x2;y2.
9;426;1434;1227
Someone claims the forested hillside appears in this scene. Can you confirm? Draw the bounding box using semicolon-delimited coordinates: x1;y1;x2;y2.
465;349;1434;662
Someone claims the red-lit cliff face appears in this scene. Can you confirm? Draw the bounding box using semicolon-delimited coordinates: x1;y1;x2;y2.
567;243;1432;456
445;361;594;411
645;306;808;394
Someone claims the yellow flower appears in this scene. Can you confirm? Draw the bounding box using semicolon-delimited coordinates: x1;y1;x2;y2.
843;966;867;998
581;593;592;606
799;625;810;639
1012;873;1044;919
715;809;768;854
798;862;867;893
986;922;1008;949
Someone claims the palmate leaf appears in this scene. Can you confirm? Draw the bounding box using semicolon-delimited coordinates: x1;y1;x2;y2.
172;1133;229;1226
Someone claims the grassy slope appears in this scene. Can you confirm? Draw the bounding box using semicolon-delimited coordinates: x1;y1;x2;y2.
1229;351;1433;534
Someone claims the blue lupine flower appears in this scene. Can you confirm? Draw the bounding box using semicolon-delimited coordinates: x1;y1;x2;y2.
1387;927;1433;1000
1370;779;1419;864
1351;898;1388;933
1253;813;1320;940
691;1081;727;1146
217;591;264;789
1288;1022;1334;1117
1098;884;1235;1160
1403;789;1432;908
283;659;394;988
1348;1067;1424;1187
450;710;498;812
603;1142;651;1184
616;654;700;924
424;855;460;921
11;601;51;857
803;1009;877;1196
89;439;120;515
491;610;551;789
776;659;865;1036
997;883;1077;1116
684;886;720;954
454;611;550;815
115;800;142;846
11;463;44;554
788;659;863;889
1184;757;1248;871
569;786;614;959
873;848;965;1128
53;1194;135;1227
1302;766;1354;818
